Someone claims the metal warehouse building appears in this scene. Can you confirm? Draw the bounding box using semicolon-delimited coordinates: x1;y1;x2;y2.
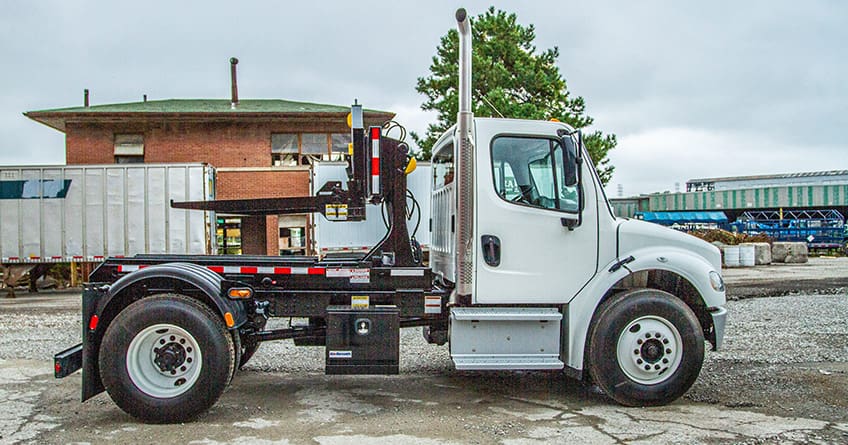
611;170;848;221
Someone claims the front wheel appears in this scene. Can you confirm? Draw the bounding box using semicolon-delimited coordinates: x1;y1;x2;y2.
99;294;235;423
587;289;705;406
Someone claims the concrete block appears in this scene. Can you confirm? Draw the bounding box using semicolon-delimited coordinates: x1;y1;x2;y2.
712;242;727;265
772;242;808;264
741;242;772;265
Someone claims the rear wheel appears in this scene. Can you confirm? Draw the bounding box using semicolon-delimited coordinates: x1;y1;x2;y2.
587;289;704;406
99;294;235;423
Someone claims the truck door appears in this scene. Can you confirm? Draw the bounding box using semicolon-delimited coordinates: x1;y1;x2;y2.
474;128;599;304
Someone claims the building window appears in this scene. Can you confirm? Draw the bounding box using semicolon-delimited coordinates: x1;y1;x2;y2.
330;133;350;161
279;215;308;255
271;133;351;165
271;133;299;166
216;217;242;255
301;133;327;155
114;134;144;164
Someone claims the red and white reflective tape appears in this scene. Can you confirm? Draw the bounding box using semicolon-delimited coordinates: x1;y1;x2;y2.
370;126;381;196
117;265;327;276
1;255;106;263
424;295;442;314
390;269;425;277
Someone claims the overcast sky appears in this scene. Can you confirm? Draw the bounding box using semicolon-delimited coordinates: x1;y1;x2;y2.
1;1;845;196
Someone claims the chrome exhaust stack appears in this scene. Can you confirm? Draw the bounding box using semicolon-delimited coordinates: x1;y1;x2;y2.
455;8;474;298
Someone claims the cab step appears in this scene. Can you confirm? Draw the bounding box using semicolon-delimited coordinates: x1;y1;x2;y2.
452;355;564;370
449;307;564;371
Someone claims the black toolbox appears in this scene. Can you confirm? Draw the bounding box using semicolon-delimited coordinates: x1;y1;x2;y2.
325;305;399;375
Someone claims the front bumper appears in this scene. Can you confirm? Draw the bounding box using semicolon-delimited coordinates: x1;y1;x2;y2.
709;306;728;351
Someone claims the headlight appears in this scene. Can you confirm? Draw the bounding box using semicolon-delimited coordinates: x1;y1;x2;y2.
709;271;725;292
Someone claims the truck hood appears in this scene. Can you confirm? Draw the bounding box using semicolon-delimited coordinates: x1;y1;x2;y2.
617;218;722;271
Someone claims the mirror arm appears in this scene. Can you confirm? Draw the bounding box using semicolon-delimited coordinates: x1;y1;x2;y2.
577;129;584;227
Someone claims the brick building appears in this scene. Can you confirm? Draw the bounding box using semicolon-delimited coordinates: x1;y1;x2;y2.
25;98;393;255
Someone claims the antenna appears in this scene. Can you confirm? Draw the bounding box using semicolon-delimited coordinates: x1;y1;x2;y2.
480;95;504;118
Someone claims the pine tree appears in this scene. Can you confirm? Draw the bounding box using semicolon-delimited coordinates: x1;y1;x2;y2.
413;7;615;184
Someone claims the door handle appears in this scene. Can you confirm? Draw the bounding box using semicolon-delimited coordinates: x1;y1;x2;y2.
481;235;501;267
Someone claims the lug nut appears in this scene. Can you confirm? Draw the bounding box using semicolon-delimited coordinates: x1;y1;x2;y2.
654;364;660;370
644;365;651;370
637;339;643;345
666;348;672;354
662;358;668;364
637;359;643;364
663;339;669;344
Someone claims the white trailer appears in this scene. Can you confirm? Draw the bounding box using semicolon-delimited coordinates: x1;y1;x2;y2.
0;163;216;267
312;161;431;255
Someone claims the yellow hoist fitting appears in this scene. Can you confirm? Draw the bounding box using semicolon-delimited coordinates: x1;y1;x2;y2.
405;156;417;175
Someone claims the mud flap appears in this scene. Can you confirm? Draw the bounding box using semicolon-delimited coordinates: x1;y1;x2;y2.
81;285;106;401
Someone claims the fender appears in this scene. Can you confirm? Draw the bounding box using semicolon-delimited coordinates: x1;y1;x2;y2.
79;262;248;402
564;246;726;371
97;262;248;329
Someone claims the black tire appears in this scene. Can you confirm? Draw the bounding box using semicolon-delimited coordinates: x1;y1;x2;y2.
99;294;235;423
231;331;242;379
587;289;704;407
238;339;260;369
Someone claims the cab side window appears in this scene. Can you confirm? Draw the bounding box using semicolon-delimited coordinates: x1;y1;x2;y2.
432;142;454;190
491;136;578;212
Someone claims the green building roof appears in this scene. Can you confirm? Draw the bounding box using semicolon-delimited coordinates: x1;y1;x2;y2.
25;99;394;132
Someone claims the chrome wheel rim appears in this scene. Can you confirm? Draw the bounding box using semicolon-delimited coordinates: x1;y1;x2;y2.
126;324;202;398
616;315;683;385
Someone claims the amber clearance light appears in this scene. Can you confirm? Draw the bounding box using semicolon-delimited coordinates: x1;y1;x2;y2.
227;288;253;299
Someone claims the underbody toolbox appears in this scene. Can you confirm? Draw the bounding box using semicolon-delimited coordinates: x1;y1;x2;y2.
325;305;399;375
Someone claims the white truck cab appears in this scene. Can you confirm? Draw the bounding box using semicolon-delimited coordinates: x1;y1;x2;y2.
428;10;726;406
428;116;727;406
